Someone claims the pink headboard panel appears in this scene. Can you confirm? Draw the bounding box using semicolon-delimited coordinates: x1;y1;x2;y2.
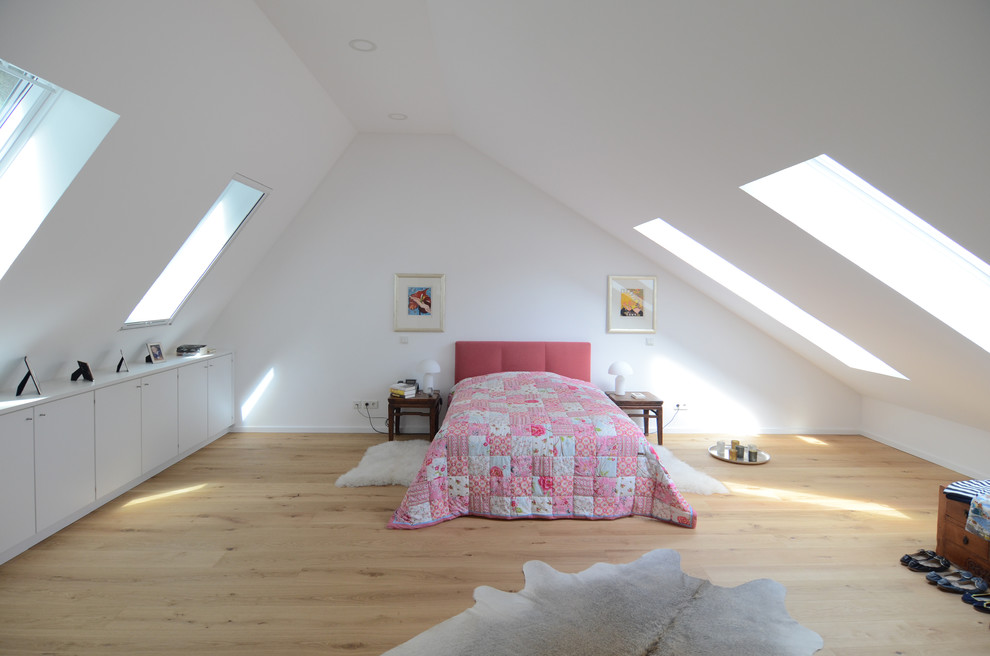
454;341;591;383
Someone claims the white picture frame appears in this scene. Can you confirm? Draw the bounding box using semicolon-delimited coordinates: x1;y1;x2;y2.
394;273;445;332
147;342;166;363
607;275;656;334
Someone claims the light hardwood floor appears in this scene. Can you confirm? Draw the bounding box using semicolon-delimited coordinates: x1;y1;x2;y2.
1;432;988;655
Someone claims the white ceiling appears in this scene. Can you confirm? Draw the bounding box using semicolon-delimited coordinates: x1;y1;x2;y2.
255;0;990;426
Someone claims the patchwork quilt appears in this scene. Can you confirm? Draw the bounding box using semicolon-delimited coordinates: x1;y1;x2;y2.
388;371;696;529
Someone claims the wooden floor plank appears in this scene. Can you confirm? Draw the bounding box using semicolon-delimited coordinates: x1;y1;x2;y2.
1;431;988;655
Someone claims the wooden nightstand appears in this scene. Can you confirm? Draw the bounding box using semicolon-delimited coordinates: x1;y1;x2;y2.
607;391;663;444
387;392;442;441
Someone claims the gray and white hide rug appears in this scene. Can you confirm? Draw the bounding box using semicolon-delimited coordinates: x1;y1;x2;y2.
382;549;823;656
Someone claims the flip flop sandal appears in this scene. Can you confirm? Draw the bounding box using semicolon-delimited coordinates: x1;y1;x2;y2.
906;555;951;572
937;576;988;594
928;569;973;585
901;549;936;566
973;601;990;614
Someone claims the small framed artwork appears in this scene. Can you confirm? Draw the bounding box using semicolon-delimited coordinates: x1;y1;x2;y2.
607;275;656;333
147;342;166;363
116;348;129;373
70;360;94;382
15;356;42;397
394;273;445;332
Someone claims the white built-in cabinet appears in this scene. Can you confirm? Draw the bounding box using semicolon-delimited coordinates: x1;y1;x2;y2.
208;355;234;438
34;392;97;531
0;408;36;554
95;381;143;499
141;369;179;472
178;360;208;453
0;352;234;565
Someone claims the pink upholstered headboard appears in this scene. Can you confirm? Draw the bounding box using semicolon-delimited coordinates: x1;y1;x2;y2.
454;341;591;383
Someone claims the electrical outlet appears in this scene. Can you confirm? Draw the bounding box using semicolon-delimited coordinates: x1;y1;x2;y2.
674;402;689;411
353;400;380;410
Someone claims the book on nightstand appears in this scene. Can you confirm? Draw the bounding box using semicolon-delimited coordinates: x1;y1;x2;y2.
389;382;417;398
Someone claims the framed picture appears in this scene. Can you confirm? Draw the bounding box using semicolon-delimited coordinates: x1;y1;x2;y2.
147;342;166;363
394;273;445;332
16;356;42;396
70;360;94;382
607;275;656;333
116;348;129;373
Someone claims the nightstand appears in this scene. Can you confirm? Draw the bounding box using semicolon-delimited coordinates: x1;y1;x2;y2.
607;391;663;444
387;392;442;441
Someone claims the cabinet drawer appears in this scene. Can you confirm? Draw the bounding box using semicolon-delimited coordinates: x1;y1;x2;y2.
941;519;990;570
944;498;971;526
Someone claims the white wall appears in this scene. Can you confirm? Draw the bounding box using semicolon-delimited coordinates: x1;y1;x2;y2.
209;134;861;436
0;0;353;388
863;398;990;479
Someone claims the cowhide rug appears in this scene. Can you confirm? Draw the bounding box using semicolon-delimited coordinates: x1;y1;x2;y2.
335;440;728;495
383;549;823;656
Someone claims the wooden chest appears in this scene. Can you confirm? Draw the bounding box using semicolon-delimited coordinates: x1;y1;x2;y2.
937;484;990;579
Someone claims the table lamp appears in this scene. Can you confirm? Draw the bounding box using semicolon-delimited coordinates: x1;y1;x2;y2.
419;359;440;394
608;361;633;396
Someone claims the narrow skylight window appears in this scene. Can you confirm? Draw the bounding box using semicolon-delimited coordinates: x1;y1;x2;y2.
124;175;268;327
635;218;906;379
742;154;990;355
0;59;117;283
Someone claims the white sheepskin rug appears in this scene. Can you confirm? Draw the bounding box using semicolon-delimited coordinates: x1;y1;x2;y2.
653;444;730;495
335;439;431;487
335;439;728;495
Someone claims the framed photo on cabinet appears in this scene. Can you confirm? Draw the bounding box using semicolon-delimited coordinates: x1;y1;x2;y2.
147;342;166;363
607;275;656;333
394;273;444;332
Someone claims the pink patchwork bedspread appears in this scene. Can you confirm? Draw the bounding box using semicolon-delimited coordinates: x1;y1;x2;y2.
388;372;696;529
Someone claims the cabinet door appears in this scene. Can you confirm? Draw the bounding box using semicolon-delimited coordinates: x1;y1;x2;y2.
207;354;234;437
178;361;209;452
0;409;36;554
35;393;96;531
141;369;178;472
95;380;143;498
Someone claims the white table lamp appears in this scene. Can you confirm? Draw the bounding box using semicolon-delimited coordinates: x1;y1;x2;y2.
419;359;441;394
608;361;633;396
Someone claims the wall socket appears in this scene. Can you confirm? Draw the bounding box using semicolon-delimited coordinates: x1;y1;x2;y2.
353;400;379;410
674;402;689;411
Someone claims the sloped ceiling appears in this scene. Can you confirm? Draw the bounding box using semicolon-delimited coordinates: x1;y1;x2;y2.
255;0;990;429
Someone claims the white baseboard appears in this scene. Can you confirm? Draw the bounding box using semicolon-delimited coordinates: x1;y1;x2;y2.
234;425;384;434
661;426;859;436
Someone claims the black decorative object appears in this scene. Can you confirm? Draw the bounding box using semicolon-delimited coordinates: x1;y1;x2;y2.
70;361;94;382
15;356;42;397
116;349;129;373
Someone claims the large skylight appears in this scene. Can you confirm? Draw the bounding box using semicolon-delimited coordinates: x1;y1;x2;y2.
635;218;906;379
742;154;990;356
124;175;268;327
0;58;117;282
0;61;54;176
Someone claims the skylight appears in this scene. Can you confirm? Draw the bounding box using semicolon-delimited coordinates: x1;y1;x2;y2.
0;59;117;282
742;154;990;356
635;218;906;379
124;175;268;327
0;61;55;176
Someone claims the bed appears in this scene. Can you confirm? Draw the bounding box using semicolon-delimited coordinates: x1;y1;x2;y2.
388;341;696;529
